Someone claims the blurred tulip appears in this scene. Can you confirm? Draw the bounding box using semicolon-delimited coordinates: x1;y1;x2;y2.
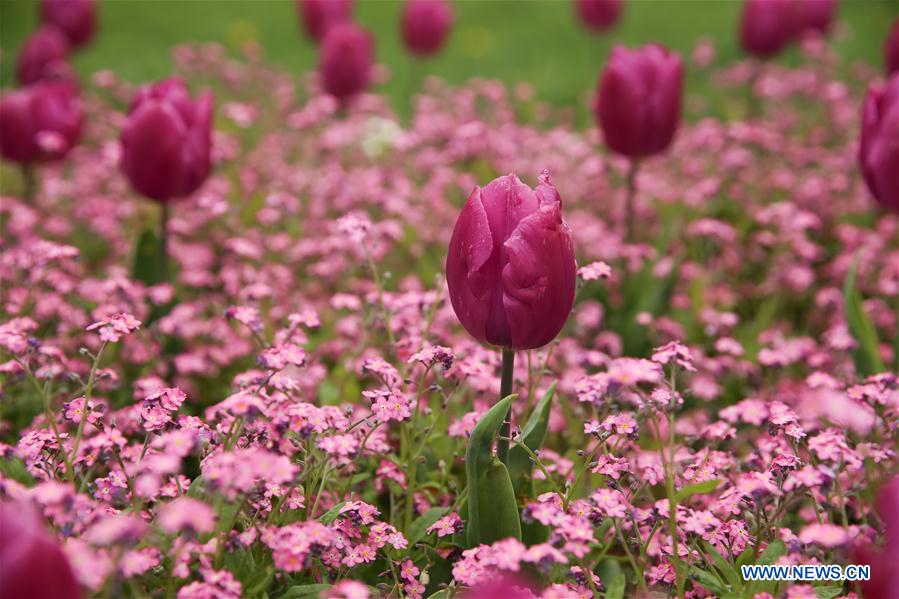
796;0;838;35
16;24;71;85
0;501;81;599
739;0;797;58
595;43;683;159
0;80;83;164
319;22;374;102
446;170;576;350
40;0;96;48
853;477;899;598
574;0;623;32
297;0;353;42
859;74;899;213
120;77;214;202
886;19;899;75
402;0;454;57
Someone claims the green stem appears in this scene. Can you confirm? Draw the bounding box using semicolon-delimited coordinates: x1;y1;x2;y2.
22;164;37;203
496;348;515;465
160;202;169;282
625;159;639;243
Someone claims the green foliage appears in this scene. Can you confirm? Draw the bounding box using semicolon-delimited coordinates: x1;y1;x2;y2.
843;256;885;377
407;506;451;547
675;479;721;503
508;382;556;495
132;228;165;287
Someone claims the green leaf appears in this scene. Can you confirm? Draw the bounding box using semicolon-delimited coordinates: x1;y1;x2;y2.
689;566;729;595
0;457;34;486
425;591;451;599
702;541;742;591
604;573;626;599
318;502;347;524
132;228;165;286
843;256;885;376
756;540;786;566
407;506;450;546
814;586;844;599
465;395;521;546
508;382;556;494
280;584;331;598
675;479;722;503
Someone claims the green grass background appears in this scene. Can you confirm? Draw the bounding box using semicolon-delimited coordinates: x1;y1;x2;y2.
1;0;896;114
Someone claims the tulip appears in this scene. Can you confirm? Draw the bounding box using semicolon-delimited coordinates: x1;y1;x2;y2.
886;19;899;75
852;477;899;598
121;77;213;279
795;0;838;35
401;0;454;57
0;81;83;165
595;44;682;240
319;22;374;103
0;501;81;599
858;74;899;214
739;0;797;59
16;25;71;86
297;0;353;42
41;0;96;48
574;0;623;33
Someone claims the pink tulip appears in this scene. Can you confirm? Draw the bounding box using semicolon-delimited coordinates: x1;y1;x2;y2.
120;77;214;202
739;0;797;58
859;74;899;213
319;22;374;102
0;80;83;164
574;0;623;32
446;170;576;350
886;19;899;75
16;25;71;86
795;0;838;35
297;0;353;42
853;477;899;598
402;0;454;57
0;501;81;599
40;0;96;48
595;44;683;159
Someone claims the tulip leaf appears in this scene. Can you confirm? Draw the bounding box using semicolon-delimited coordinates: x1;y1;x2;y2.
280;584;332;598
675;478;721;503
508;382;556;495
132;228;165;287
465;394;522;546
843;256;885;377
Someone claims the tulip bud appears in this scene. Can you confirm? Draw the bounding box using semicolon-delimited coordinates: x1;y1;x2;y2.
16;25;71;86
0;81;83;164
401;0;454;57
40;0;96;48
120;77;214;203
796;0;838;35
859;74;899;213
0;501;81;599
595;44;683;159
297;0;353;42
319;22;375;102
739;0;797;58
446;170;576;350
574;0;623;33
886;19;899;75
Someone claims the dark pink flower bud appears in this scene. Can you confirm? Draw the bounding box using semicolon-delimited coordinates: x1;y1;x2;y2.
0;501;81;599
446;170;576;350
319;22;374;102
739;0;797;58
120;77;214;203
297;0;353;42
574;0;623;32
595;44;683;159
885;19;899;75
16;25;71;86
401;0;454;57
0;80;83;164
796;0;838;35
859;75;899;213
40;0;96;48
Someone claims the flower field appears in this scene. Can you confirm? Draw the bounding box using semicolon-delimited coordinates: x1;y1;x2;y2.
1;1;898;598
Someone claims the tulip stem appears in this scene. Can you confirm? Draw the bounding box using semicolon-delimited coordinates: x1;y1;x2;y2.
496;347;515;465
160;202;169;281
22;165;37;203
625;159;639;242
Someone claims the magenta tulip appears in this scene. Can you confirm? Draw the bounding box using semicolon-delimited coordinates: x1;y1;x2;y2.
574;0;623;32
739;0;797;58
796;0;838;35
402;0;454;57
886;19;899;75
0;501;81;599
446;170;576;350
120;78;214;203
40;0;96;48
859;74;899;213
297;0;353;42
0;81;82;164
319;22;374;102
16;25;71;86
595;44;683;159
853;477;899;598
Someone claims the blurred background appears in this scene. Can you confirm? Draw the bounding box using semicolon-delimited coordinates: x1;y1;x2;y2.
1;0;896;118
